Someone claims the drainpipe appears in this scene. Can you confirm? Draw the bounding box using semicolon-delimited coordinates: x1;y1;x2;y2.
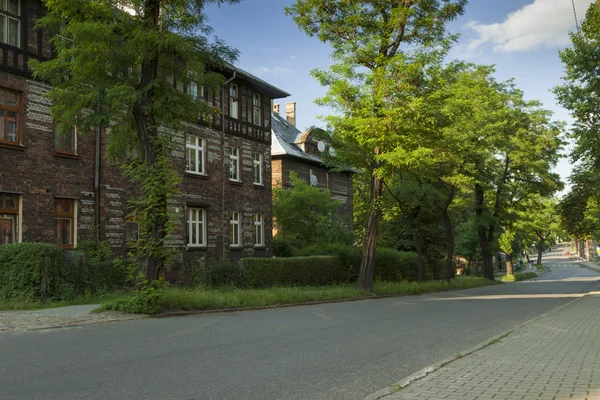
221;71;236;259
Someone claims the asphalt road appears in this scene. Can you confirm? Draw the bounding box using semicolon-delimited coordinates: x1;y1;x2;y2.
2;246;599;400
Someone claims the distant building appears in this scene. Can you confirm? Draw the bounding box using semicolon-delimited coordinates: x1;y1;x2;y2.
270;102;354;232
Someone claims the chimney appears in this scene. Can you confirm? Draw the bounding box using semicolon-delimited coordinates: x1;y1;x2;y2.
285;102;296;127
273;103;280;114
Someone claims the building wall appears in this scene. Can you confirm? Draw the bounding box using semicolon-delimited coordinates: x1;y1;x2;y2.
271;156;354;231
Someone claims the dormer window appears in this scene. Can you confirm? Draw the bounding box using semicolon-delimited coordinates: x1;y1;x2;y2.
0;0;20;47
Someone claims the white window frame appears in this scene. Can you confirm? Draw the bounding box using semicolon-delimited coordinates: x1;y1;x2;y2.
254;213;264;247
187;207;207;247
229;147;240;182
229;84;238;119
186;135;205;175
253;152;263;185
253;93;261;126
189;81;198;101
229;211;241;247
0;0;20;48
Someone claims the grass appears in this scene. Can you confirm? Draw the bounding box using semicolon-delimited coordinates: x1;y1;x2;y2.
500;271;538;282
0;291;130;312
98;276;493;315
535;264;544;271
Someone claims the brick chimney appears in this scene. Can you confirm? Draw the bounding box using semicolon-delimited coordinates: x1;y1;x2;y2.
273;103;280;114
285;102;296;127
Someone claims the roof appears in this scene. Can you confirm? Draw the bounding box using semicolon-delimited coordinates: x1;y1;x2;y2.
271;112;323;163
224;63;290;99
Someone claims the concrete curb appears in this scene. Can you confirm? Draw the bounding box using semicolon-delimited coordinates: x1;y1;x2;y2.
363;281;595;400
153;281;501;319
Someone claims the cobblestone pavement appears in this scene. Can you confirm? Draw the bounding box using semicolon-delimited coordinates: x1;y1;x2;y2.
0;305;143;333
374;290;600;400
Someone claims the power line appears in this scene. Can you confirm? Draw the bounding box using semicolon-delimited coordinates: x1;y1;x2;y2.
572;0;580;31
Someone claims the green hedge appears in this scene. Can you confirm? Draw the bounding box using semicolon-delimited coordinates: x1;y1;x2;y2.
0;242;130;301
243;256;344;287
0;243;64;301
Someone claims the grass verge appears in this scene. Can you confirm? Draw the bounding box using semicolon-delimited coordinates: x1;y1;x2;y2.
97;276;493;315
0;291;130;312
535;264;544;271
500;271;538;282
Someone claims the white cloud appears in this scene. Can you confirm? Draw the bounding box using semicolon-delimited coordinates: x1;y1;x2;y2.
466;0;594;52
244;66;293;77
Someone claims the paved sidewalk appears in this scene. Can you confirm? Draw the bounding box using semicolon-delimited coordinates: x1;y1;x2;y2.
371;293;600;400
0;305;143;332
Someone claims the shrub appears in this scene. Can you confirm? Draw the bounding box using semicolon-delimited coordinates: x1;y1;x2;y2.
77;239;112;263
0;243;64;301
243;256;343;287
99;278;169;314
190;260;245;287
375;249;418;281
273;236;295;258
60;252;130;296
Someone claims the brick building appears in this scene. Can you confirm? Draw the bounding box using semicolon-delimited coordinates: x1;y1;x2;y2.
271;102;354;231
0;0;289;278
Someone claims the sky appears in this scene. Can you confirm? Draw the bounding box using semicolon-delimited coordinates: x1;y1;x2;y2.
203;0;596;192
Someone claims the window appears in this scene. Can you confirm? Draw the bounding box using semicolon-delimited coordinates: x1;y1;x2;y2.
125;222;139;242
229;147;240;181
253;93;261;126
186;135;205;175
55;126;77;154
229;211;241;247
0;193;18;245
187;207;207;247
253;153;263;185
254;213;264;247
0;88;20;144
189;82;203;101
54;198;75;248
0;0;20;47
229;84;238;119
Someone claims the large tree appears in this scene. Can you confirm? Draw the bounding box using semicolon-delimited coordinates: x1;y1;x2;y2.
286;0;467;291
33;0;239;280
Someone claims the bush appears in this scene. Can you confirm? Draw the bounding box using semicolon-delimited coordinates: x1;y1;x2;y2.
99;278;169;314
273;236;295;258
190;260;245;287
243;256;344;287
0;243;64;301
77;239;112;263
61;252;131;296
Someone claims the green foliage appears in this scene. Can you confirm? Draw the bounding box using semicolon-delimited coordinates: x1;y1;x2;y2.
99;277;169;314
515;272;538;281
272;236;295;258
190;259;244;287
273;172;350;248
0;243;63;301
535;264;544;271
77;239;112;263
243;256;345;288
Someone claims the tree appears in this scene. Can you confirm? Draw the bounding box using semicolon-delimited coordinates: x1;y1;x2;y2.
286;0;467;291
273;172;348;248
33;0;239;280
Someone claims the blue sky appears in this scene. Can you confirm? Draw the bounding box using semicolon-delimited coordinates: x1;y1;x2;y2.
204;0;596;190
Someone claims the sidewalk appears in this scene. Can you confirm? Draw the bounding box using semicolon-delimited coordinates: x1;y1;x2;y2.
369;292;600;400
0;305;143;333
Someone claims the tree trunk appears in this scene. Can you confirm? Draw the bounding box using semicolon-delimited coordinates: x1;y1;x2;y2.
413;207;425;283
133;0;167;282
536;237;544;265
506;253;513;276
475;184;495;280
440;206;455;283
357;156;383;292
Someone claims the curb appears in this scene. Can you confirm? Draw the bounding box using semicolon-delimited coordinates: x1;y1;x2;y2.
153;281;501;319
363;285;594;400
1;314;147;334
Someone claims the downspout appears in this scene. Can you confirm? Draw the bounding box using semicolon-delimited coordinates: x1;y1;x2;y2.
221;71;236;259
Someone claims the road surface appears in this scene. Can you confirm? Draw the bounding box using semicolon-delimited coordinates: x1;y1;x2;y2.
1;247;598;400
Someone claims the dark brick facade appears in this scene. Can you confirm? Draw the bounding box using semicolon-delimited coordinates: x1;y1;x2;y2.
0;0;288;280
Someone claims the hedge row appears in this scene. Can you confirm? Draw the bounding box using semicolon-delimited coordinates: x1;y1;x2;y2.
243;256;346;287
0;242;131;301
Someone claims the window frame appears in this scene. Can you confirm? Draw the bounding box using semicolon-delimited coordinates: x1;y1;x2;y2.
229;84;238;119
229;211;241;247
54;198;76;249
0;88;21;145
187;207;207;248
0;192;19;245
54;126;77;155
0;0;20;48
252;152;263;185
229;146;240;182
185;135;205;176
254;213;264;247
252;93;261;126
